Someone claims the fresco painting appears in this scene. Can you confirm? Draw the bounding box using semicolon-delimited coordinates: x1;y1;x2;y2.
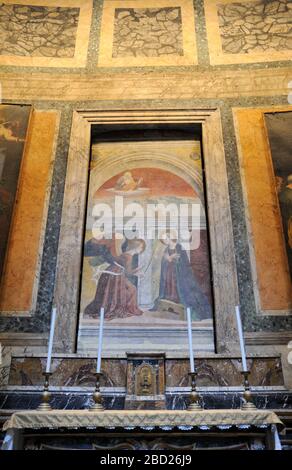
79;140;214;330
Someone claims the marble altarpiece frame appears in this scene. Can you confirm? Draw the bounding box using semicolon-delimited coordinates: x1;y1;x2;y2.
52;108;239;356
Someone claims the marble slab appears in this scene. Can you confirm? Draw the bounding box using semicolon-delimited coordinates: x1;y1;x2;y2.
8;357;127;387
1;389;292;411
7;356;284;388
204;0;292;65
0;0;93;68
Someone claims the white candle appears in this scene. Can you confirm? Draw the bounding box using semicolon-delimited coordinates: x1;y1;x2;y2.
96;307;105;373
235;305;248;372
45;307;57;373
186;307;195;373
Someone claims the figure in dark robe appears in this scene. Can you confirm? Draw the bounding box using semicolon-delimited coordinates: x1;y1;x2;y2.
84;237;115;265
155;233;212;320
84;238;146;320
279;174;292;276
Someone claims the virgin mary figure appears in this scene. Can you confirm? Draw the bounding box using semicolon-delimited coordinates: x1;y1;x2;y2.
155;231;212;320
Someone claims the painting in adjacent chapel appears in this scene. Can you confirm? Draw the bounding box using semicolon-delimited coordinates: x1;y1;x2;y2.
265;112;292;279
79;140;214;332
0;104;31;278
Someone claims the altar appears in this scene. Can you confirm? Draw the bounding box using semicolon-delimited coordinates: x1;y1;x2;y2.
2;409;283;451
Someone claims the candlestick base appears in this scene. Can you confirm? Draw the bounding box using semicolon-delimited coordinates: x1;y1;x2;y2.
187;372;203;411
89;373;104;411
37;372;53;411
241;371;256;410
37;401;53;412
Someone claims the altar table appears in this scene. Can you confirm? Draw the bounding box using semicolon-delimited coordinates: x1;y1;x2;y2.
2;409;284;450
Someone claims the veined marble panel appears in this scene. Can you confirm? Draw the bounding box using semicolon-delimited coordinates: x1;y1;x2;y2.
0;3;79;57
0;68;291;101
204;0;292;64
7;356;284;387
0;0;92;67
112;7;183;58
166;357;284;387
98;0;197;67
8;357;127;387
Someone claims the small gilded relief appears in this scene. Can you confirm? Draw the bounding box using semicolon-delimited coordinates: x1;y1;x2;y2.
204;0;292;65
0;0;93;68
136;363;155;395
125;354;166;408
98;0;197;67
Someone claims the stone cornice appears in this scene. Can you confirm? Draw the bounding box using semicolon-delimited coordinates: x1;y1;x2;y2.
1;67;292;101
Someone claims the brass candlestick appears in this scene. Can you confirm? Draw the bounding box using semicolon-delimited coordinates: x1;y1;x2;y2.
89;372;104;411
37;372;53;411
241;371;256;410
187;372;203;411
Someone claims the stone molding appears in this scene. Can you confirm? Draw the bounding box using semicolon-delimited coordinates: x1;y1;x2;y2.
0;67;291;102
52;108;239;354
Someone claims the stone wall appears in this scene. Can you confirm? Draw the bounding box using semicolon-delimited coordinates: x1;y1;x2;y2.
218;0;292;54
0;4;79;58
112;7;183;58
0;0;291;374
